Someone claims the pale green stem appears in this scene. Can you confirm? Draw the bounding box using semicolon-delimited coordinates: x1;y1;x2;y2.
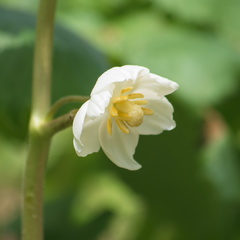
22;0;57;239
30;0;57;123
46;95;89;119
22;133;51;240
44;109;78;136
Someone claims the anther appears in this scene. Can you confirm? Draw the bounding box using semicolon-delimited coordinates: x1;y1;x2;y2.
115;119;129;134
117;112;132;121
132;100;148;105
110;105;118;117
113;95;128;104
128;93;144;99
118;112;131;119
107;117;113;135
142;107;154;115
121;87;133;95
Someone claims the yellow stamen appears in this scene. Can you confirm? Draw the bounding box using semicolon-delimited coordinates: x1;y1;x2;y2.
128;93;144;99
117;116;132;121
110;105;118;117
115;119;129;134
117;112;132;121
107;88;154;135
107;117;112;135
132;100;148;105
113;95;128;103
121;87;133;94
118;112;131;119
142;107;154;115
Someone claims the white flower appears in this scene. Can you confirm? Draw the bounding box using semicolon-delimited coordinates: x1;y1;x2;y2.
73;65;178;170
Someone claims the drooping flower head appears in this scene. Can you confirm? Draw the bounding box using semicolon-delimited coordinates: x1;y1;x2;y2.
73;65;178;170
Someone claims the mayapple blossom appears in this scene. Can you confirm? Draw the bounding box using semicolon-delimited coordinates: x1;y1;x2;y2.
73;65;178;170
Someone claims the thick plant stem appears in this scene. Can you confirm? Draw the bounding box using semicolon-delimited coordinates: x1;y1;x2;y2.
22;133;51;240
31;0;57;122
22;0;57;239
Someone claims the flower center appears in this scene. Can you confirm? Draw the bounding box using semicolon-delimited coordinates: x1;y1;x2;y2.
107;87;154;135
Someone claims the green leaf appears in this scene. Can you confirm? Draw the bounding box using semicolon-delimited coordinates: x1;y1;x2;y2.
45;193;113;240
216;0;240;45
201;133;240;202
152;0;218;24
152;0;240;52
153;0;240;46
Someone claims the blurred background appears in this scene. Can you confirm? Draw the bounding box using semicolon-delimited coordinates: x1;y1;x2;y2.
0;0;240;239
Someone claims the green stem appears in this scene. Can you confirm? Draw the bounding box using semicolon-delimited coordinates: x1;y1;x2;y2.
30;0;57;122
22;133;51;240
22;0;57;239
46;95;89;119
45;109;78;136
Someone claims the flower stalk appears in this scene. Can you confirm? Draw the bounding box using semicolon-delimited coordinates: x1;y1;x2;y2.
46;95;89;119
44;109;78;136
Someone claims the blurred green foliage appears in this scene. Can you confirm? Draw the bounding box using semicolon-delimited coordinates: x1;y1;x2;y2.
0;0;240;239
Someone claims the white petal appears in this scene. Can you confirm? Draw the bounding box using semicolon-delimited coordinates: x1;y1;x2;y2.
73;138;92;157
120;66;178;97
91;65;153;95
73;101;89;141
150;73;179;95
134;73;179;99
73;101;102;157
91;67;132;95
99;115;141;170
120;65;150;81
87;91;112;118
138;97;176;135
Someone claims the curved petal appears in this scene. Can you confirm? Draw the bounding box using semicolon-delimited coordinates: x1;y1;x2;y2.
121;65;150;82
138;97;176;135
73;101;89;141
150;73;179;95
91;65;152;96
99;115;141;170
91;67;132;95
87;90;112;118
134;73;179;99
73;101;102;157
